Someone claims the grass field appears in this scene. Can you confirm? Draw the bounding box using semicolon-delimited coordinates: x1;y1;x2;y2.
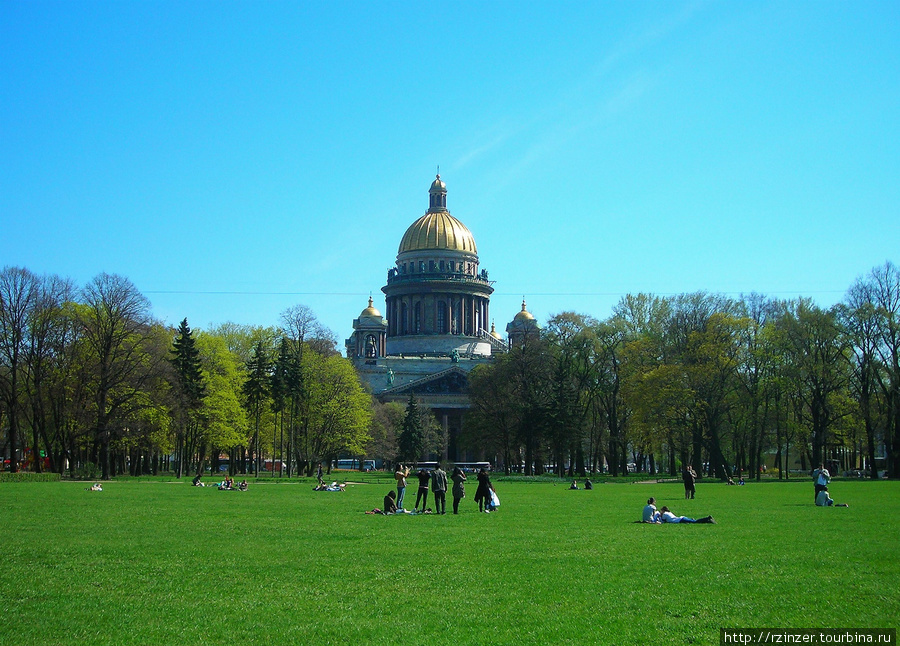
0;475;896;646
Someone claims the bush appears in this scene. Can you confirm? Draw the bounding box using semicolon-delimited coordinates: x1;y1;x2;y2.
0;471;61;483
74;462;99;480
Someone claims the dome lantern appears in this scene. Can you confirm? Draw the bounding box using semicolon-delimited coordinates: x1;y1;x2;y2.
428;173;448;212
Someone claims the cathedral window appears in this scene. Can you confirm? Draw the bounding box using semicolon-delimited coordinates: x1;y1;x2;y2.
437;301;447;334
414;302;422;334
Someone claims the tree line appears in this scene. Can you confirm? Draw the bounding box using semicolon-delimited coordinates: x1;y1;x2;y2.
3;262;898;481
466;262;900;480
0;268;374;479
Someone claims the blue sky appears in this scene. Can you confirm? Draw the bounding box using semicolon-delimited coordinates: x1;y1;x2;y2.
2;1;898;344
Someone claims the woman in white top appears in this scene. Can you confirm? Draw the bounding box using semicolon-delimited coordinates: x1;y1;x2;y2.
642;497;660;523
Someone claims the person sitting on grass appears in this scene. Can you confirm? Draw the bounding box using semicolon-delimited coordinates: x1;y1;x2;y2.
192;473;204;487
569;480;578;490
659;506;716;524
238;480;248;491
815;487;848;507
642;497;660;523
584;479;593;490
383;490;397;514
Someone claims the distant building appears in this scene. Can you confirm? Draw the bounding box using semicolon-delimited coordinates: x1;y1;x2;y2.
346;175;540;462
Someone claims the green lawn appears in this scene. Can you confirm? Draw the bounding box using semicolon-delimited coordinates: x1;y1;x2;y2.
0;476;896;645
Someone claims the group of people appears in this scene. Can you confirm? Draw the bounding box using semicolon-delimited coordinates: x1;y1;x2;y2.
216;476;248;491
638;463;849;522
642;497;716;524
812;464;848;507
569;479;593;490
314;481;346;492
382;464;496;514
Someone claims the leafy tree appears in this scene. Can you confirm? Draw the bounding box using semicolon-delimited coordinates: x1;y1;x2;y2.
196;333;250;474
0;266;38;472
22;273;75;473
864;262;900;477
467;359;523;474
777;300;852;469
842;287;885;479
296;351;370;473
366;399;402;466
79;273;159;479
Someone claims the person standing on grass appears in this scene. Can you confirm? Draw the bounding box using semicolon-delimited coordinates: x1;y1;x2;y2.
414;467;431;511
683;464;697;499
451;466;467;514
431;464;448;515
395;464;410;510
812;464;830;502
475;467;493;513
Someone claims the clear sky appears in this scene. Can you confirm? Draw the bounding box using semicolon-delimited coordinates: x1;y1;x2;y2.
2;1;898;345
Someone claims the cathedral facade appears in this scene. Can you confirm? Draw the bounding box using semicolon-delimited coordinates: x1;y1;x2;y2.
345;175;538;462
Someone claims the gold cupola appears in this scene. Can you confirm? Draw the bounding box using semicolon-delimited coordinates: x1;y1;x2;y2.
514;299;535;321
397;175;478;255
359;296;382;320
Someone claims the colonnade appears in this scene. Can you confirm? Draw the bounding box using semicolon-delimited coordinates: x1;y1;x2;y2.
386;293;490;338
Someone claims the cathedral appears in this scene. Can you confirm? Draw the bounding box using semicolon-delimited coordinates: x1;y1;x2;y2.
345;175;540;462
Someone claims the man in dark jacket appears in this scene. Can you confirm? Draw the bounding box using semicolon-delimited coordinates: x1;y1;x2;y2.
431;465;448;515
414;468;431;511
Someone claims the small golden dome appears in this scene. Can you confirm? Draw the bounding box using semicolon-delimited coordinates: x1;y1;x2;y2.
514;299;535;321
430;174;446;192
490;321;502;340
360;297;382;319
398;211;478;255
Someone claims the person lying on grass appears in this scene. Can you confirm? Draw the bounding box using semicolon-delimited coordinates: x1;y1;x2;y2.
659;506;716;524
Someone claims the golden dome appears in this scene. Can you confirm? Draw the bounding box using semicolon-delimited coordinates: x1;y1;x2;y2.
359;297;382;319
514;299;535;321
430;174;446;192
490;321;502;340
398;211;478;255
